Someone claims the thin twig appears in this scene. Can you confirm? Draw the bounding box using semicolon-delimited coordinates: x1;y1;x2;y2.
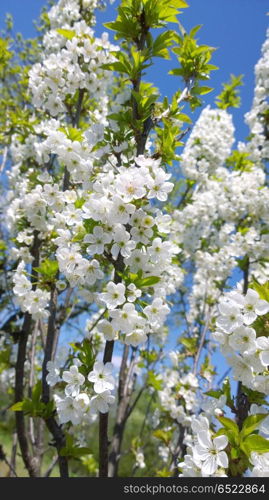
193;307;212;376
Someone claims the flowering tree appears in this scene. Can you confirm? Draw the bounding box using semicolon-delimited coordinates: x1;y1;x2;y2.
0;0;269;479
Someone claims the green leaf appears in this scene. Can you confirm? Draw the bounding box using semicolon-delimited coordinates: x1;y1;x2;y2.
214;428;239;447
176;113;192;123
153;429;172;445
250;280;269;303
218;416;239;435
151;30;175;59
32;380;42;405
10;402;24;411
58;126;83;142
223;378;233;408
205;389;223;399
180;336;198;354
34;259;59;280
56;29;76;40
215;74;243;110
83;219;98;234
241;386;268;406
135;276;161;288
72;447;92;458
241;414;269;439
193;86;213;95
226;150;254;172
230;447;240;460
241;434;269;456
147;370;162;390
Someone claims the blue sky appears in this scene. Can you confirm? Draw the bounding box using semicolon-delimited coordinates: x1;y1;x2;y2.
0;0;268;143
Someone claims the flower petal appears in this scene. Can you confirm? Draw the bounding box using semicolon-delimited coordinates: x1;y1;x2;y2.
243;311;257;325
260;351;269;367
197;430;212;450
213;434;228;451
217;451;228;469
201;455;217;476
255;300;269;316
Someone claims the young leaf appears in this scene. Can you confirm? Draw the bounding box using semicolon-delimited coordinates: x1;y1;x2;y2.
240;414;268;439
218;416;239;435
241;434;269;456
56;29;76;40
10;402;24;411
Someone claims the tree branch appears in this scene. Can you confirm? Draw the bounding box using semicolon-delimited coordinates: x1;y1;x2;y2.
14;231;40;477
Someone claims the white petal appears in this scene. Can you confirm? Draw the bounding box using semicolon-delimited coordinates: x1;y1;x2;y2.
245;289;259;303
194;445;211;461
70;365;78;374
95;360;105;373
197;430;212;450
201;455;217;475
218;302;233;315
94;380;107;393
217;451;228;469
256;336;269;350
243;311;257;325
255;300;269;316
213;434;228;451
103;362;113;375
62;371;72;383
260;351;269;366
87;372;97;383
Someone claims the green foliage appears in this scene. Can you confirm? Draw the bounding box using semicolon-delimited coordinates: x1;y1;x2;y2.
34;259;59;282
170;25;217;105
104;0;188;42
0;38;12;68
134;275;161;288
56;28;76;40
79;454;98;475
241;434;269;456
83;218;99;234
216;74;243;110
240;414;269;439
240;386;268;406
226;150;254;172
153;428;173;445
10;381;54;419
149;30;175;59
205;378;233;410
70;339;96;377
215;410;269;476
155;121;182;164
180;336;198;355
147;370;162;390
218;416;239;435
131;85;159;121
155;467;171;477
123;269;161;289
58;126;84;142
60;434;92;459
251;279;269;302
0;345;11;373
140;349;158;364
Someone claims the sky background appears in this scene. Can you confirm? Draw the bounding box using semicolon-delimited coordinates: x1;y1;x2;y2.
0;1;268;386
0;0;268;143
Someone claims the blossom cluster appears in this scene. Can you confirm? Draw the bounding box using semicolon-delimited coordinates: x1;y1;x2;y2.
244;27;269;165
12;262;50;320
48;358;116;425
7;0;181;354
213;287;269;394
180;105;235;181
